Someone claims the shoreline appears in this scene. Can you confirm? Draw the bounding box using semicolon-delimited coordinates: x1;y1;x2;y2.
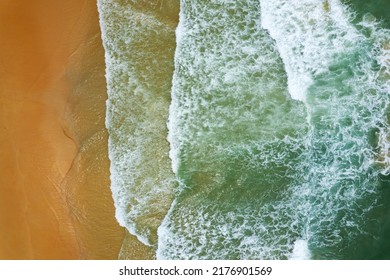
0;0;128;259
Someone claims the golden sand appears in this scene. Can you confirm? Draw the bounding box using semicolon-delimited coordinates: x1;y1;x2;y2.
0;0;129;259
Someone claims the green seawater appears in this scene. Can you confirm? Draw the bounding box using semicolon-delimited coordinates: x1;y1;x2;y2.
99;0;390;259
344;0;390;28
340;0;390;259
158;0;390;259
158;0;310;259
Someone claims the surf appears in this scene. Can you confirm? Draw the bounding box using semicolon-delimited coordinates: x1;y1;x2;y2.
97;0;179;247
157;0;308;259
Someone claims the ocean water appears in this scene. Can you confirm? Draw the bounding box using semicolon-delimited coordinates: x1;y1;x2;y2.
98;0;390;259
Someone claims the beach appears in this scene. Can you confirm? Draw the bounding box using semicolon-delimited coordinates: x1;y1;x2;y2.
2;0;389;260
0;0;137;259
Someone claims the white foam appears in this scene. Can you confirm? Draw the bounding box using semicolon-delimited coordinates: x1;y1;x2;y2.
289;239;311;260
260;0;362;102
167;3;186;175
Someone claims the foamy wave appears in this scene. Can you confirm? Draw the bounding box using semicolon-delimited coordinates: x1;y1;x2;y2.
159;0;308;259
260;0;362;102
289;240;311;260
98;0;177;246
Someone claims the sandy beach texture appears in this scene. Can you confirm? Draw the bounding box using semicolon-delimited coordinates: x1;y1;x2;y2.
0;0;149;259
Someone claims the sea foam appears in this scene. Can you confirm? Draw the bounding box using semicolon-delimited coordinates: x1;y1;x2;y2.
97;0;178;246
260;0;361;102
289;240;311;260
158;0;308;259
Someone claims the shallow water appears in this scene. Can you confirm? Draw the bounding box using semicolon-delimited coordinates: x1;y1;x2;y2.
98;0;179;246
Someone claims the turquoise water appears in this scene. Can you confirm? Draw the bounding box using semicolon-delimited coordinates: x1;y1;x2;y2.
258;0;390;259
345;0;390;28
158;0;308;259
99;0;390;259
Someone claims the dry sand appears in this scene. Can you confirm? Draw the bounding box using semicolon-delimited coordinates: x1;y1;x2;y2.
0;0;151;259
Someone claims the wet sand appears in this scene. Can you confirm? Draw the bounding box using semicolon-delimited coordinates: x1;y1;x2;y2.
0;0;135;259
